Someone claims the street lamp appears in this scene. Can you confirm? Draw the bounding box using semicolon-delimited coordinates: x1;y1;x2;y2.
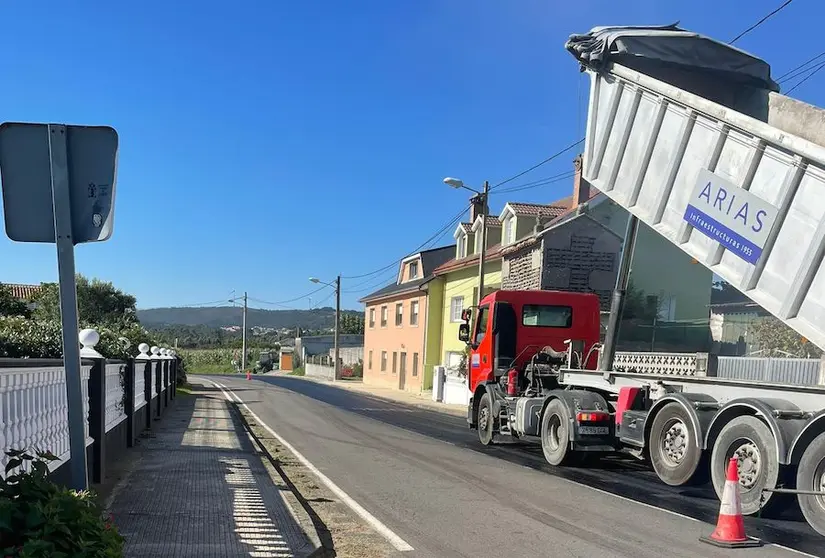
445;177;490;306
309;276;341;380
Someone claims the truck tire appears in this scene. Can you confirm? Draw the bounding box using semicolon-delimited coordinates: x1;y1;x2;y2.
649;403;706;486
710;415;782;516
477;392;496;446
541;399;574;466
796;431;825;537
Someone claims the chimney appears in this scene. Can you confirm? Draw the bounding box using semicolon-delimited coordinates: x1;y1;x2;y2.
469;194;488;222
571;154;590;208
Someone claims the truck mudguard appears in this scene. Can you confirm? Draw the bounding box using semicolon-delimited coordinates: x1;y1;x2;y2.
645;392;718;449
789;409;825;464
544;390;609;440
705;398;806;465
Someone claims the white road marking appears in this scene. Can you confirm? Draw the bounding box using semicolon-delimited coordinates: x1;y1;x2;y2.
206;378;414;552
208;377;821;558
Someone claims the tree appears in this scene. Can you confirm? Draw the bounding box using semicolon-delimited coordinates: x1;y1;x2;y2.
621;281;659;321
751;316;822;358
34;275;138;328
339;312;365;335
0;283;31;318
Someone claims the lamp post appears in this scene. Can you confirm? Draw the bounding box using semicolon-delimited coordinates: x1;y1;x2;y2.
310;276;341;380
444;177;490;306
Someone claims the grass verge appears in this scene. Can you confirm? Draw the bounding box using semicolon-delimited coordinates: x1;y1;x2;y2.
288;366;306;376
176;381;194;396
189;363;236;375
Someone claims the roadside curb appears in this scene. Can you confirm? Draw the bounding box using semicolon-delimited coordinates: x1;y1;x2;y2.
291;375;468;418
228;400;334;558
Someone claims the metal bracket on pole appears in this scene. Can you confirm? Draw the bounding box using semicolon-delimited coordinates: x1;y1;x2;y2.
49;124;89;491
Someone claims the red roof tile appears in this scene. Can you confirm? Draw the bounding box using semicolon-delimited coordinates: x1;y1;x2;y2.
433;244;504;275
3;283;42;300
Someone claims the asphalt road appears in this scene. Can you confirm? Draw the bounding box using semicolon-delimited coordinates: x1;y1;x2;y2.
203;374;823;558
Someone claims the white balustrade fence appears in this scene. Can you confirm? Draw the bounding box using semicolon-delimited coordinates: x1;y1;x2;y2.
134;363;147;411
104;363;127;433
0;363;93;472
1;335;181;479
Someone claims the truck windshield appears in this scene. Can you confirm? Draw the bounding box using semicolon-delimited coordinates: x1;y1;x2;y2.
522;304;572;328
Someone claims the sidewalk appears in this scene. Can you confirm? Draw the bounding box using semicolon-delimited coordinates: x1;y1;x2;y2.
294;374;467;417
106;381;319;557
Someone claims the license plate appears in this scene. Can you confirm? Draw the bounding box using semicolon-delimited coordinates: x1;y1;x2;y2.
579;426;609;435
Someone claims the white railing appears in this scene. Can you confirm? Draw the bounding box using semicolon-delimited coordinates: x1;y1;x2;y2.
104;363;127;432
612;351;698;376
0;364;93;472
134;364;146;410
150;361;158;397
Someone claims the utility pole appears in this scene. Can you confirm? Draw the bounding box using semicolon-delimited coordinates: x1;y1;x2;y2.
241;291;248;373
334;275;341;381
476;180;490;306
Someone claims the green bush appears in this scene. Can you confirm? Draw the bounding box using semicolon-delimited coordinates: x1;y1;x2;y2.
0;450;124;557
0;317;154;358
0;317;157;360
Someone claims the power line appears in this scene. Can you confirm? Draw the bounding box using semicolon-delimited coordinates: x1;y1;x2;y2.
784;62;825;94
248;285;329;307
492;171;576;195
341;204;468;280
729;0;794;44
490;138;584;190
776;50;825;82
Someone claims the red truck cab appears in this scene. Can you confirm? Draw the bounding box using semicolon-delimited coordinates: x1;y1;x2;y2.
460;290;601;393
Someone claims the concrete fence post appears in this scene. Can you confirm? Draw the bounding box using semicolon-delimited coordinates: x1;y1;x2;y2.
160;348;170;408
80;328;106;484
694;353;718;377
169;350;177;400
124;358;135;448
136;343;152;433
151;346;162;419
819;354;825;387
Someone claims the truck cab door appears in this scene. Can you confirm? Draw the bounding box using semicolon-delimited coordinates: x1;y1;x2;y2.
470;304;492;386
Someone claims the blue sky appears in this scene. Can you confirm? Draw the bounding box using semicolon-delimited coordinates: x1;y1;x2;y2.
0;0;821;311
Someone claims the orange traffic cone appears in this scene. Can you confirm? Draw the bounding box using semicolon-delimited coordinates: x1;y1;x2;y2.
700;457;762;548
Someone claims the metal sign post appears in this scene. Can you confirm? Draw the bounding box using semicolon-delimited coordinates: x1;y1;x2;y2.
0;122;118;491
48;125;88;489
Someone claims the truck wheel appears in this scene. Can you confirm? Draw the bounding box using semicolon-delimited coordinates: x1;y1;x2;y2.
796;431;825;537
710;415;781;516
477;393;496;446
541;399;573;466
649;403;705;486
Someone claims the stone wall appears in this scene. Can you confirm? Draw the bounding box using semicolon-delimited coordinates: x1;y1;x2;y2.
502;244;541;291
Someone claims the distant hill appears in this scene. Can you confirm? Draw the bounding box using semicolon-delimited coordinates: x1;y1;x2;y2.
137;306;362;329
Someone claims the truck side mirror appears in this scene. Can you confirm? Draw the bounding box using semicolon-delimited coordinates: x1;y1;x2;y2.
458;323;470;343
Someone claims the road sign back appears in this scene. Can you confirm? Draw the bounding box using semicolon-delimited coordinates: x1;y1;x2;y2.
0;122;118;244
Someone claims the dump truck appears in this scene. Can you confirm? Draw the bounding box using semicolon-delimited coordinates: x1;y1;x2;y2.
460;24;825;536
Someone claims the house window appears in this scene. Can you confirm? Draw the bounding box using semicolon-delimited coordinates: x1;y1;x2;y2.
409;261;419;279
381;351;387;372
368;350;373;370
400;352;407;377
457;235;466;258
380;305;388;327
503;216;513;245
412;353;419;377
369;308;375;328
475;230;482;253
410;300;419;326
395;303;403;326
450;296;464;322
392;352;398;374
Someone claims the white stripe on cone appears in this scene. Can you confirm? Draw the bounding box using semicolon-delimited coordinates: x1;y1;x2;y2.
719;479;742;516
